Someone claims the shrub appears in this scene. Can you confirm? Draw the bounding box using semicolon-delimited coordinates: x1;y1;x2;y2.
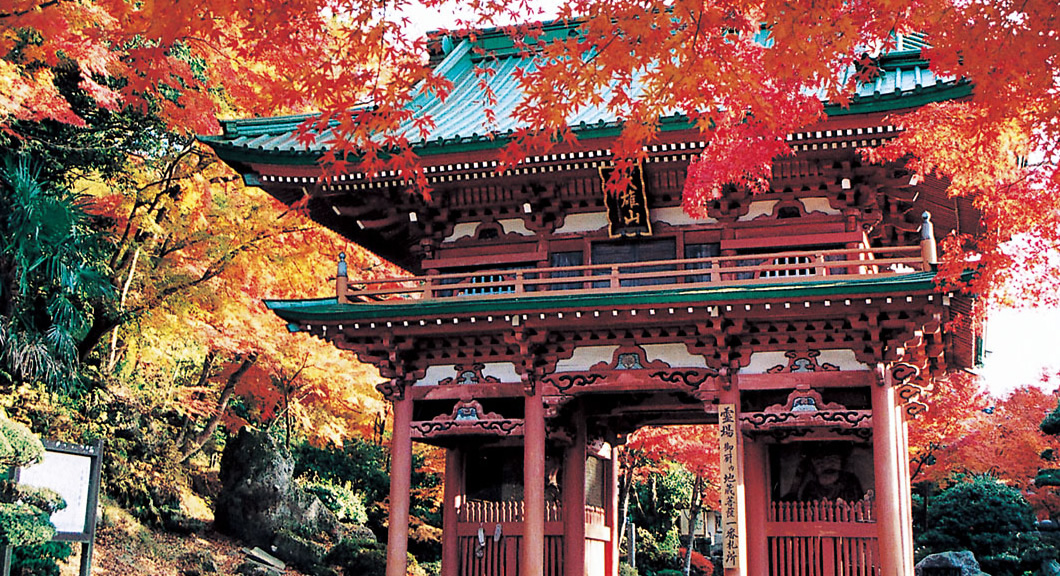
326;538;386;576
619;562;640;576
12;542;73;576
0;412;65;549
299;477;368;525
919;475;1043;576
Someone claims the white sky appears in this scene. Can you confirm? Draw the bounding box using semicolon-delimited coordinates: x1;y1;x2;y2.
979;307;1060;397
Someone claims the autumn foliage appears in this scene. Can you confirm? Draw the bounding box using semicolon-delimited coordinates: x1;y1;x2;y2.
1;0;1058;304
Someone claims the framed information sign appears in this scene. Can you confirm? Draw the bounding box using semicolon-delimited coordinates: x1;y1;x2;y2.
3;440;104;576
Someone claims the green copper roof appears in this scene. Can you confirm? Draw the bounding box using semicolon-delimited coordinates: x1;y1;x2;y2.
200;23;968;163
265;272;941;329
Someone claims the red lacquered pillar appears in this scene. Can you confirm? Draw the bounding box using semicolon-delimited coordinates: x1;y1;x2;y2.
386;392;414;576
442;447;464;576
563;411;586;576
742;439;768;576
872;375;902;576
607;448;620;576
524;386;546;576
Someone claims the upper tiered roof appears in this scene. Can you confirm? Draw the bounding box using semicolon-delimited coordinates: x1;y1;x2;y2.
200;22;969;163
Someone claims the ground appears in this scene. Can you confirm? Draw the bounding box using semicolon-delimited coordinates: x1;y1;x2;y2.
58;523;311;576
53;490;312;576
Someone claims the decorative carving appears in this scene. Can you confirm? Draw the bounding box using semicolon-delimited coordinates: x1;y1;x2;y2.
413;420;456;435
740;411;872;430
766;350;840;374
891;362;920;384
904;402;928;419
649;369;719;390
435;400;496;422
376;380;405;401
543;373;607;393
741;386;871;432
616;353;644;370
589;345;671;372
763;387;847;414
410;399;524;438
438;364;502;387
896;383;925;403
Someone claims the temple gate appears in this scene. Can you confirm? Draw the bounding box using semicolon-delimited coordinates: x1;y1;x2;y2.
203;21;981;576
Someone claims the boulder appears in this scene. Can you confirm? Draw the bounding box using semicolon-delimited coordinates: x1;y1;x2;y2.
179;550;217;575
215;428;344;569
272;529;331;575
915;551;989;576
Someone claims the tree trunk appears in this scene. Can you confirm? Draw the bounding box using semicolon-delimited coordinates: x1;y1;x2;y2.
617;447;637;554
179;352;257;462
684;475;704;576
175;351;216;449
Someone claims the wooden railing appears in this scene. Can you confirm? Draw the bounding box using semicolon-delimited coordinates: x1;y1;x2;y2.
337;245;929;303
585;505;606;526
767;496;879;575
769;495;876;523
458;500;563;524
455;501;576;576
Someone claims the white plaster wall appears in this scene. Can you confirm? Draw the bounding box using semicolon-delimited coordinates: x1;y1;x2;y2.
415;364;457;385
413;362;521;385
800;197;841;215
443;222;479;243
480;362;521;382
642;343;709;367
554;346;619;372
738;200;779;221
554;212;608;235
652;206;717;226
742;349;869;374
498;218;534;236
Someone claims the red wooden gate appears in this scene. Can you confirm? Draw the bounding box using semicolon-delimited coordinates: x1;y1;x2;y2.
766;498;879;576
456;501;564;576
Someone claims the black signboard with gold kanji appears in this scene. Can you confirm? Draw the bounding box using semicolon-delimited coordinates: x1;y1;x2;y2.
600;163;651;238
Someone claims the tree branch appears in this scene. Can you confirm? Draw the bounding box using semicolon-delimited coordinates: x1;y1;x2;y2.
179;351;256;462
0;0;62;19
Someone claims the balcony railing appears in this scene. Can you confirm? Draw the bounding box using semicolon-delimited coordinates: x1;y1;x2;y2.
336;245;930;303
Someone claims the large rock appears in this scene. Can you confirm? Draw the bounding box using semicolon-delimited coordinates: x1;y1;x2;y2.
915;551;989;576
214;428;343;552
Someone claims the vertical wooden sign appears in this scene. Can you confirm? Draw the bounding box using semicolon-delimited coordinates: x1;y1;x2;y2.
600;163;651;238
718;403;739;569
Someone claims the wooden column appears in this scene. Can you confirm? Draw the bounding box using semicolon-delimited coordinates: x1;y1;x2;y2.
742;438;768;576
442;447;464;576
872;376;903;576
386;393;414;576
523;387;546;576
898;404;915;574
563;410;586;576
607;449;620;576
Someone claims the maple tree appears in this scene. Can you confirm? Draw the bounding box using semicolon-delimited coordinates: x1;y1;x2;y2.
907;370;989;484
2;0;1057;306
915;383;1060;519
623;425;720;575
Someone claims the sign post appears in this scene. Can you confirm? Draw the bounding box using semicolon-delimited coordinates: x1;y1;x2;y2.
10;440;104;576
718;404;739;570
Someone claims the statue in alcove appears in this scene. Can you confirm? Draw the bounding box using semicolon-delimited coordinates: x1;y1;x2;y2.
782;443;865;503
